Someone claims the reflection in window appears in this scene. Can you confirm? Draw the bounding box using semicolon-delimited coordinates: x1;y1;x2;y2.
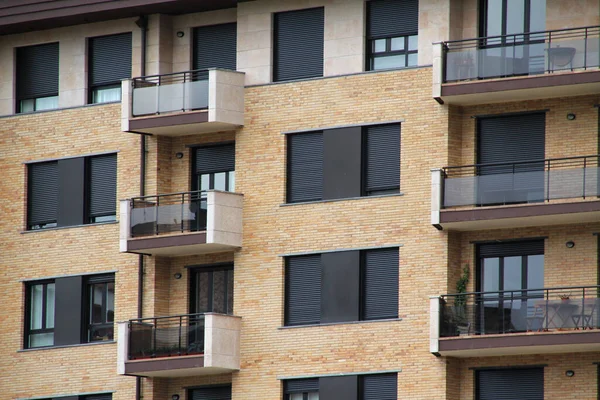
87;278;115;342
28;282;55;348
370;35;418;70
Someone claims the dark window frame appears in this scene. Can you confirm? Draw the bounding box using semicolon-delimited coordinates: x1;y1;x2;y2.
24;279;56;348
285;248;399;326
283;378;319;400
191;142;236;192
87;32;132;104
362;124;401;196
85;274;115;343
367;34;418;71
15;42;60;114
85;153;118;224
189;263;234;315
188;384;232;400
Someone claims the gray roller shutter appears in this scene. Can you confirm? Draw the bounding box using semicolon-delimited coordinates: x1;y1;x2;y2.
286;255;321;326
193;23;237;71
284;378;319;393
477;368;544;400
365;124;401;194
89;33;132;87
478;240;544;258
16;42;59;100
478;113;546;172
274;7;324;82
362;373;398;400
367;0;419;38
287;132;324;203
363;248;399;320
88;154;117;219
28;161;59;227
190;386;232;400
195;144;235;174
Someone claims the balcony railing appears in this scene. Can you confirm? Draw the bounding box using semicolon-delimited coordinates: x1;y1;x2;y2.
132;69;210;117
130;190;206;237
128;313;205;360
443;25;600;83
442;155;600;208
439;285;600;337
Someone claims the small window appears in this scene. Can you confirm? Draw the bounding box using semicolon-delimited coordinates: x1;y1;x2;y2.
284;378;319;400
16;42;59;113
86;275;115;342
26;281;55;348
364;124;401;196
287;132;324;203
367;0;419;71
28;161;59;230
88;33;132;104
361;373;398;400
273;8;324;82
193;144;236;192
476;367;544;400
189;385;232;400
193;23;237;71
87;154;118;223
190;265;234;315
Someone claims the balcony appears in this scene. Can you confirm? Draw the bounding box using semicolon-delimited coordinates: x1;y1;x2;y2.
432;26;600;105
120;190;243;256
121;69;245;136
117;313;241;377
431;155;600;231
430;286;600;358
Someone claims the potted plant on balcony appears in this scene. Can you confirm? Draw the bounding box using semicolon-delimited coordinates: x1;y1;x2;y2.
559;293;570;302
454;264;471;336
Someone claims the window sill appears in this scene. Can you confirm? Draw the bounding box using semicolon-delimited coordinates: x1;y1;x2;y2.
1;101;121;119
278;318;402;330
20;220;118;234
18;340;116;352
280;192;403;207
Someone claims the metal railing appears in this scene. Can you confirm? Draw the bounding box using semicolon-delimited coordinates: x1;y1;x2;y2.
128;313;205;360
442;25;600;82
131;69;210;116
442;155;600;208
130;190;206;237
440;285;600;337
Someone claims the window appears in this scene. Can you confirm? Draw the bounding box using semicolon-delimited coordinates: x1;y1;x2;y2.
273;8;324;82
367;0;419;70
476;367;543;400
26;280;55;348
193;143;235;192
287;124;400;203
39;395;111;400
478;240;544;334
86;275;115;342
284;373;397;400
189;385;232;400
27;153;117;230
88;33;132;104
193;23;237;71
16;42;59;113
285;248;399;326
479;0;546;39
24;274;115;349
190;264;234;315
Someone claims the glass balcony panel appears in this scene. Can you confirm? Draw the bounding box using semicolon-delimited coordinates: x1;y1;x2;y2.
130;195;207;237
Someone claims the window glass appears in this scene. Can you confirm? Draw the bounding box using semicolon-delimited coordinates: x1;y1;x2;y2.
374;55;406;70
374;39;387;52
407;53;418;67
88;277;115;342
214;172;227;191
503;256;522;291
46;283;55;329
31;284;43;330
408;35;418;51
20;99;35;113
308;394;319;400
35;96;59;111
486;0;503;37
92;86;121;104
229;171;236;192
28;282;55;348
390;37;404;51
506;0;525;35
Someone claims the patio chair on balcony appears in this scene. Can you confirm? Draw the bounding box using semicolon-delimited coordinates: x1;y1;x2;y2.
526;305;545;332
572;300;597;330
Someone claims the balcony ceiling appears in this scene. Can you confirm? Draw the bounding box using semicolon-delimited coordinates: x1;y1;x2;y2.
0;0;243;35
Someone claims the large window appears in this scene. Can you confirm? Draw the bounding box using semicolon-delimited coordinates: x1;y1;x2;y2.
88;33;132;104
27;153;117;230
16;42;59;113
193;143;235;193
25;274;115;349
284;373;397;400
273;8;324;82
27;281;55;348
285;248;399;326
287;124;400;203
367;0;419;71
190;264;234;315
86;275;115;342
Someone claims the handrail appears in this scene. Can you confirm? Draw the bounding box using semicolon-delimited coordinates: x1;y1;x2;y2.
129;312;205;323
132;68;210;82
130;189;205;202
441;284;600;299
442;24;600;46
443;154;600;172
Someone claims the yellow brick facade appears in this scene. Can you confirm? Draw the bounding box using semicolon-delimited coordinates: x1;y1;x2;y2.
1;1;600;399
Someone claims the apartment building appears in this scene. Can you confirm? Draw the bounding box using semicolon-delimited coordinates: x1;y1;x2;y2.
0;0;599;399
